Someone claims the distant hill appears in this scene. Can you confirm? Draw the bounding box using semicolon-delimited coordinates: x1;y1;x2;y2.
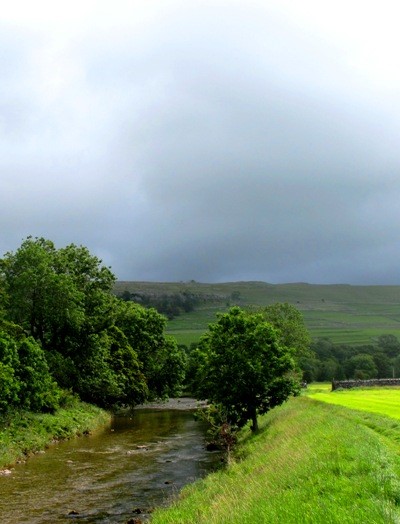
113;281;400;346
114;280;400;304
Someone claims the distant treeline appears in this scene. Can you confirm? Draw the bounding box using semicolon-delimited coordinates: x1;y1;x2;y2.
116;288;239;319
118;290;201;319
301;334;400;382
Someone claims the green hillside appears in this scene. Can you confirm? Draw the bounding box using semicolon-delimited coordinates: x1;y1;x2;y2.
114;281;400;346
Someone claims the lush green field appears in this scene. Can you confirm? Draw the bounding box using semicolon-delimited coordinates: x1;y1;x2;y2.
151;393;400;523
309;387;400;420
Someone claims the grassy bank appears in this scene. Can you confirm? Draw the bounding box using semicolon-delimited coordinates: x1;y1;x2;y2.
0;400;111;469
151;394;400;523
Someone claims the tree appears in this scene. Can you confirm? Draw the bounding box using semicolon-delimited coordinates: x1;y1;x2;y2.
344;354;378;380
0;237;186;408
261;303;311;361
0;237;120;404
377;335;400;358
114;300;186;399
196;307;298;432
16;337;60;412
0;332;20;412
0;331;60;413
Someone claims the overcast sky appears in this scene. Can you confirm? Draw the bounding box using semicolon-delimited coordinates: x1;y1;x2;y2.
2;1;400;284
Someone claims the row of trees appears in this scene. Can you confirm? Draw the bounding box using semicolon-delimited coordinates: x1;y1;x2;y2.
301;334;400;382
0;237;186;413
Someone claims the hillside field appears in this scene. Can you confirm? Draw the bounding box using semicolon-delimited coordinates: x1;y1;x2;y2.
114;281;400;346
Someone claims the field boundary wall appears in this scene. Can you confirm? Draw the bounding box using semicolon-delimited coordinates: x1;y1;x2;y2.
332;378;400;390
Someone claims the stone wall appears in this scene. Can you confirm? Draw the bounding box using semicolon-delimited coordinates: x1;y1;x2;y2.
332;378;400;390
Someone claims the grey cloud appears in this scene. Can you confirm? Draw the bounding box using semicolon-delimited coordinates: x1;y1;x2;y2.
1;3;400;284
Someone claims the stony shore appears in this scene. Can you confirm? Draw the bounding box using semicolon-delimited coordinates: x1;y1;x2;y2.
134;397;208;411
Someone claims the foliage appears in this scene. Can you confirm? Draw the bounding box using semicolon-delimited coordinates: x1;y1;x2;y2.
196;404;238;461
0;237;187;409
194;307;298;431
16;337;60;412
308;335;400;382
261;302;312;360
115;300;186;399
0;331;60;413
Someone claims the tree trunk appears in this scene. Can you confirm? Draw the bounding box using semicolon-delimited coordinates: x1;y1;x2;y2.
250;408;258;432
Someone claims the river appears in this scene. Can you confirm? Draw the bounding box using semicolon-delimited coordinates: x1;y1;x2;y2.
0;403;219;523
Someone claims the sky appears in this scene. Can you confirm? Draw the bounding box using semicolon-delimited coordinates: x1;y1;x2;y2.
2;0;400;284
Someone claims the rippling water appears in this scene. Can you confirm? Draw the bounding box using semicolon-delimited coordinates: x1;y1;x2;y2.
0;409;219;523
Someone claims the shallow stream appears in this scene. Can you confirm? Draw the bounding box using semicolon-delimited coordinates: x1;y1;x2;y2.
0;406;218;523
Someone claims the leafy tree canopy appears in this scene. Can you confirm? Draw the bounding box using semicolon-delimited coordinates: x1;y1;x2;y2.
0;237;187;408
261;302;311;360
195;307;299;431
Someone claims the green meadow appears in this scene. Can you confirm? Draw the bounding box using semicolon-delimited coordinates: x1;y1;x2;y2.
152;388;400;523
309;387;400;420
114;281;400;346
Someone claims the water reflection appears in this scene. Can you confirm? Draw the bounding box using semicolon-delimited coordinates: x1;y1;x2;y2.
0;409;218;523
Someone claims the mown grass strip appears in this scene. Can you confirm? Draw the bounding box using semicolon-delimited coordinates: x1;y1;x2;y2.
0;402;111;468
151;396;400;524
310;388;400;420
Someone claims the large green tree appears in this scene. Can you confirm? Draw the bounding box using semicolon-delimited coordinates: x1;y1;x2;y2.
0;237;187;407
0;238;151;406
196;307;298;431
0;237;115;353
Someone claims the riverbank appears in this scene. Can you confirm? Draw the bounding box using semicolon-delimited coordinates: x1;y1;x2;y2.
0;400;111;471
151;395;400;523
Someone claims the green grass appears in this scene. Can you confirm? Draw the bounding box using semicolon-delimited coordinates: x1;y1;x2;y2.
305;382;332;393
0;401;111;468
151;394;400;523
309;387;400;420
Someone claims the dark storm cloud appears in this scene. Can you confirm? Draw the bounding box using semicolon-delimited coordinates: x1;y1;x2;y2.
2;2;400;283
